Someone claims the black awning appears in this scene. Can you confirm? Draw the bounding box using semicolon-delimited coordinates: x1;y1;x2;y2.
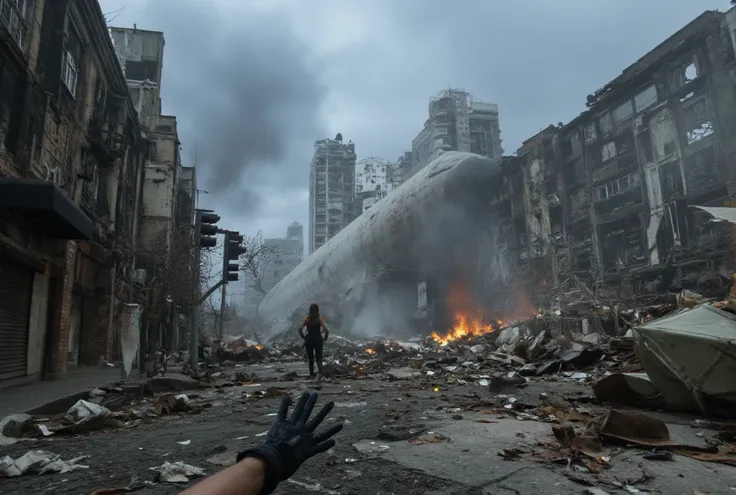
0;178;93;240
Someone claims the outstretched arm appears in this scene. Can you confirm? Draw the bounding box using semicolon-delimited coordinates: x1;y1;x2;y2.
320;316;330;340
180;457;265;495
297;319;306;339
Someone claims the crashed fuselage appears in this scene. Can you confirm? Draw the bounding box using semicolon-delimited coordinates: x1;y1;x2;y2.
255;151;502;340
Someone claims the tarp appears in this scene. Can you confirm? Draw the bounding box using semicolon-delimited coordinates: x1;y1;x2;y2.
633;304;736;416
693;205;736;224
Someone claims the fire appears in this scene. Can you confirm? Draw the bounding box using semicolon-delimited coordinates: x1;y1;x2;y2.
365;348;375;354
430;278;539;346
254;344;263;350
431;314;495;346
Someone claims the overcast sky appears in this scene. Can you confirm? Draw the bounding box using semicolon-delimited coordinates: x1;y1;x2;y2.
99;0;731;242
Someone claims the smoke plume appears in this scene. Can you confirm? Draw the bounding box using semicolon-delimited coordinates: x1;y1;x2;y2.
133;2;327;211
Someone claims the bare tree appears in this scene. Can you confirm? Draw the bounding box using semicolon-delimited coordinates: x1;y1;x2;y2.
239;230;275;295
136;226;199;376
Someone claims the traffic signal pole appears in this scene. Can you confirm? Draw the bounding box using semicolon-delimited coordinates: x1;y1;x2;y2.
191;209;220;378
218;232;229;343
190;210;203;377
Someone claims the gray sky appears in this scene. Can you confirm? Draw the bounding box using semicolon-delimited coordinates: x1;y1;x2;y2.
99;0;731;241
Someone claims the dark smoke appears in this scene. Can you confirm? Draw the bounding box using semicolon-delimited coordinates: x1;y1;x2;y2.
132;2;327;211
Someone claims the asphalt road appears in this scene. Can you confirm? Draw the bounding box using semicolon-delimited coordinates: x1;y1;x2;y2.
1;361;735;494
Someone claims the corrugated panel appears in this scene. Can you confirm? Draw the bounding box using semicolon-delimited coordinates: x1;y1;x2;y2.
0;256;33;380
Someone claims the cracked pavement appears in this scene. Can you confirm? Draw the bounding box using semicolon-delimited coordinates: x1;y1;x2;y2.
1;361;736;494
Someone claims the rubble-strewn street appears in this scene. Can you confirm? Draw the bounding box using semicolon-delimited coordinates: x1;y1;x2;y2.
4;302;736;494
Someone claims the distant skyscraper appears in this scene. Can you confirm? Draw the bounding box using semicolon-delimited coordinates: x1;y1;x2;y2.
242;222;304;317
411;89;502;176
309;135;357;254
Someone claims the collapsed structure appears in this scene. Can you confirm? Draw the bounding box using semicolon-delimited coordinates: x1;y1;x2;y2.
486;10;736;309
256;152;502;341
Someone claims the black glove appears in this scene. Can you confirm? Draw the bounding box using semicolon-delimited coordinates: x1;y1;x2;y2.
237;391;343;495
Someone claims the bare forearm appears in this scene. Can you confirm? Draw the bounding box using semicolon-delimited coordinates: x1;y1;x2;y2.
179;458;265;495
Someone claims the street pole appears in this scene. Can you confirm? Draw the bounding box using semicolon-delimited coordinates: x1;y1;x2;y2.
218;231;230;346
190;210;202;378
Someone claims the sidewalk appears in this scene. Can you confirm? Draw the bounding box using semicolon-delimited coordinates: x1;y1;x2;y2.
0;367;129;418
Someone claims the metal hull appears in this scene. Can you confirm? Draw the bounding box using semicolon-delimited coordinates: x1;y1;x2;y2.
255;151;502;340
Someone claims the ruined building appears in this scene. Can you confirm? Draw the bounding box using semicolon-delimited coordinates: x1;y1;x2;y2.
109;27;197;352
484;9;736;310
0;0;151;383
309;134;357;254
411;89;503;176
356;157;396;214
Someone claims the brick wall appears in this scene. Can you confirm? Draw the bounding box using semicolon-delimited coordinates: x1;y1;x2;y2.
47;240;76;379
78;294;113;365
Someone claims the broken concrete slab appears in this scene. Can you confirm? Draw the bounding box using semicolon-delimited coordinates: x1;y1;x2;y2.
358;417;551;486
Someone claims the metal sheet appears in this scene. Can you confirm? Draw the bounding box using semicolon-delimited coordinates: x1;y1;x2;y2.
255;151;502;340
0;256;33;380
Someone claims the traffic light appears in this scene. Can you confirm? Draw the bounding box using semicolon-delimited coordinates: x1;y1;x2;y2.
199;212;220;248
222;231;246;282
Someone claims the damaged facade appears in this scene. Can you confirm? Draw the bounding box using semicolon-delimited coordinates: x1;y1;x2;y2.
411;89;503;177
109;27;197;357
484;10;736;310
309;134;357;254
0;0;151;384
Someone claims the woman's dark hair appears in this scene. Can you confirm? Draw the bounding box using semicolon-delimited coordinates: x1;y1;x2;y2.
308;303;320;324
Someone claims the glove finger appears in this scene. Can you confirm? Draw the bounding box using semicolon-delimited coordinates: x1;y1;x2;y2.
289;392;310;424
300;392;319;425
312;423;343;444
276;395;291;424
305;401;335;431
309;438;336;456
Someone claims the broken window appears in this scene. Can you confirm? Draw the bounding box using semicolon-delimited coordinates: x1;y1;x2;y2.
61;50;78;97
614;130;635;156
596;173;639;201
685;61;698;82
62;18;82;98
613;100;634;124
561;139;573;156
601;141;616;162
0;0;30;49
634;85;658;113
599;113;613;136
682;98;714;145
584;122;597;144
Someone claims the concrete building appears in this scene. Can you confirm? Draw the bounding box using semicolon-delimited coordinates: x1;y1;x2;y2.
241;223;304;318
109;27;197;355
480;9;736;312
411;89;503;176
309;134;357;254
0;0;150;383
356;157;395;214
109;28;182;252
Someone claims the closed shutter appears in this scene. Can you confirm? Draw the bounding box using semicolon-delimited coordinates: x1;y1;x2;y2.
0;256;33;380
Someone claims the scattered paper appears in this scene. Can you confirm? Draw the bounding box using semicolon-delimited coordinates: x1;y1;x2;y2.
149;461;204;483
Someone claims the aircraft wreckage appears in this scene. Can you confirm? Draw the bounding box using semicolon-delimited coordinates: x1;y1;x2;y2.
254;151;502;341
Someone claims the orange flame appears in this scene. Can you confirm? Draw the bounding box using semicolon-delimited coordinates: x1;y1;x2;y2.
431;313;495;346
365;348;375;354
254;344;263;350
430;279;538;346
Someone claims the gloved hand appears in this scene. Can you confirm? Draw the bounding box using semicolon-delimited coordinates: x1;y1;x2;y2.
237;392;343;495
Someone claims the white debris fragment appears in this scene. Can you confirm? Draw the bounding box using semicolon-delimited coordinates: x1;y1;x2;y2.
67;400;110;423
0;450;89;477
177;440;191;445
255;431;269;437
478;379;490;387
149;461;205;483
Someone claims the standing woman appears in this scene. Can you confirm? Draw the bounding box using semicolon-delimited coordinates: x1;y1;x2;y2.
298;303;329;378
